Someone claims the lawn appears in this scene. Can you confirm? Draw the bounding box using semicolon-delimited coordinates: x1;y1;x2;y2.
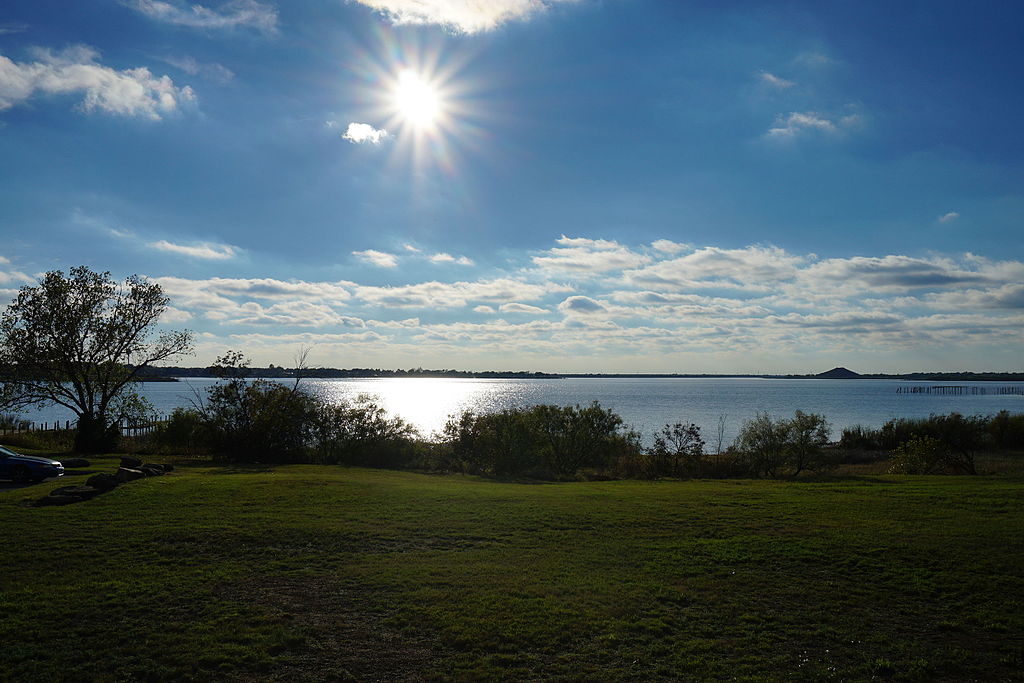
2;456;1022;681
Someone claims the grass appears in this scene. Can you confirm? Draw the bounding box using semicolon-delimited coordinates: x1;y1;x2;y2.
2;453;1023;681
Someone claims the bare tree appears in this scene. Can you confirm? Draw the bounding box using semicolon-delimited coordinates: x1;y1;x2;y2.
0;266;193;452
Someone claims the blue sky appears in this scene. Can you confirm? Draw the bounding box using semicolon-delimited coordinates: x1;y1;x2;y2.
1;0;1022;372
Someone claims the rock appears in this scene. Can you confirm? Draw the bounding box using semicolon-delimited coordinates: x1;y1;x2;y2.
115;467;145;483
119;456;143;469
60;458;91;468
160;464;174;472
86;473;119;491
140;464;165;477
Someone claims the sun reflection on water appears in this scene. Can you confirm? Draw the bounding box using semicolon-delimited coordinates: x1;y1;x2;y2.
315;378;533;437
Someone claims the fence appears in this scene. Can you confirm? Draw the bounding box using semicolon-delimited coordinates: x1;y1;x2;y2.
0;416;171;436
896;385;1024;396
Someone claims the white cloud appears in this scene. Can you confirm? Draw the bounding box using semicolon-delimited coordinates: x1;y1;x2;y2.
352;0;577;34
0;45;195;119
473;305;496;314
623;245;805;291
759;71;795;89
149;239;238;260
229;301;366;328
343;122;389;144
430;252;474;265
650;239;689;254
499;302;549;315
403;244;421;252
532;235;651;273
766;111;837;138
0;23;29;35
938;211;960;223
161;55;234;83
558;295;607;315
124;0;277;33
354;278;572;309
160;306;194;323
352;249;398;268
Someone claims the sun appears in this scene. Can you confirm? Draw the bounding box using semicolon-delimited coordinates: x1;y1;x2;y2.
392;69;441;128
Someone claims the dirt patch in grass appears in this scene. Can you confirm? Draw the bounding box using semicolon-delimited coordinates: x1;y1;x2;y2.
219;573;444;681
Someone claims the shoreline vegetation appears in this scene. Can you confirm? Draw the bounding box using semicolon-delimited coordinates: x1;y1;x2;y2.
133;365;1024;382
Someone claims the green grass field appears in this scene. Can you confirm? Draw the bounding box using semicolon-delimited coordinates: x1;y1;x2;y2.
2;457;1023;681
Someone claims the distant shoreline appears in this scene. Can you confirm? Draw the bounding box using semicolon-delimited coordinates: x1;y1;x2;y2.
138;367;1024;382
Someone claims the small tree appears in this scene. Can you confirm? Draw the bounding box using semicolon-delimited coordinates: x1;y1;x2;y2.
786;411;832;475
0;266;193;452
735;412;789;477
650;422;705;477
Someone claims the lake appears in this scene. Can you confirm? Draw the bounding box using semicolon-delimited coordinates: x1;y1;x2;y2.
17;377;1024;446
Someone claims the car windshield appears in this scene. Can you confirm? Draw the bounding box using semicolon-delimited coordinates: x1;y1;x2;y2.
0;446;15;458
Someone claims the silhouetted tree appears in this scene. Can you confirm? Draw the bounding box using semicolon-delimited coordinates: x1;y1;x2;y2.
0;266;192;452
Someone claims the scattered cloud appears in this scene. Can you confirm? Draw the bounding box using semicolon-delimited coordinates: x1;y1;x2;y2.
149;239;238;260
473;305;496;314
354;278;572;309
623;245;805;291
532;235;651;273
429;252;474;265
938;211;960;224
124;0;277;33
0;23;29;35
160;55;234;83
759;71;795;89
0;45;196;119
403;244;421;252
766;111;836;138
499;302;549;315
352;249;398;268
342;122;389;144
558;295;607;315
351;0;577;34
650;239;689;254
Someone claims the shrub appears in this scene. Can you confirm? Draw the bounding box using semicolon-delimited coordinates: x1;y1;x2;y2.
151;407;208;456
888;435;950;474
648;422;705;477
440;402;641;478
879;413;982;474
988;410;1024;450
313;397;418;468
733;411;832;478
839;424;882;451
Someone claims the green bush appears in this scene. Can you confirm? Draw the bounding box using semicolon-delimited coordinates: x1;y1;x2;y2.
879;413;983;474
313;397;418;468
988;410;1024;450
647;422;705;477
441;402;641;478
734;411;832;478
888;435;950;474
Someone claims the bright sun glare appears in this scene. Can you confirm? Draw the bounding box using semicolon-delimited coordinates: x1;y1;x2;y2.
393;69;440;128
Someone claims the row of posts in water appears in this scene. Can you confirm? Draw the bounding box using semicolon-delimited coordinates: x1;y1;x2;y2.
897;385;1024;395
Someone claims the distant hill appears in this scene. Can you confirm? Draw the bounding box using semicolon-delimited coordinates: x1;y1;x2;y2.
814;367;862;379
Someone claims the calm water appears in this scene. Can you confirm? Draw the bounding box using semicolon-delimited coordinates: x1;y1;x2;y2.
19;377;1024;446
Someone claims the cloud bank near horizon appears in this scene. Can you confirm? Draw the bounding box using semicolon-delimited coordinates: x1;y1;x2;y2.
6;234;1020;372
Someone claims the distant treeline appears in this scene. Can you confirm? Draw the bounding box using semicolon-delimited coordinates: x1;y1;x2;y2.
136;365;563;380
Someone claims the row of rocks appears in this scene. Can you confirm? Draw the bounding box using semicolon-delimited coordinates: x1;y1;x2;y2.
35;456;174;506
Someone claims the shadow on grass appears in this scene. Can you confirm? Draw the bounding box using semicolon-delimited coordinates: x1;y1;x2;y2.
208;464;276;475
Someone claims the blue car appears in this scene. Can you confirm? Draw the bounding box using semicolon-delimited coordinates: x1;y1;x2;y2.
0;446;64;484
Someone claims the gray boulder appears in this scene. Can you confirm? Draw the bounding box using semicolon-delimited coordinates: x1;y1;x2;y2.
115;467;145;483
119;456;143;469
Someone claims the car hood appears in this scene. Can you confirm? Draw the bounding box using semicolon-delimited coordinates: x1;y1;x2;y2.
9;454;62;466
